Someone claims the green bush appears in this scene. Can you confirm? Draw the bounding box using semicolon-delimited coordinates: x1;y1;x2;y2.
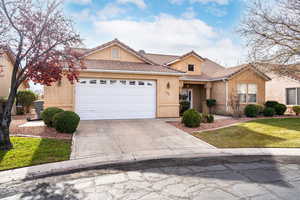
182;109;201;128
16;90;37;113
265;101;279;109
206;99;216;108
180;101;190;116
275;104;287;115
41;107;64;127
206;114;214;123
53;111;80;133
244;104;259;117
255;104;264;115
263;107;275;117
200;113;208;123
292;106;300;115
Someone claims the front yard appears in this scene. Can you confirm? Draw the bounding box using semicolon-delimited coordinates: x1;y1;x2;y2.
192;118;300;148
0;137;71;171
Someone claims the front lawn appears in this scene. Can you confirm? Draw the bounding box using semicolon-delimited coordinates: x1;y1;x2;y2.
0;137;71;171
192;118;300;148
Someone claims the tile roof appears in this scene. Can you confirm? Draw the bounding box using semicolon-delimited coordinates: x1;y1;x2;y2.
142;53;179;65
81;59;183;74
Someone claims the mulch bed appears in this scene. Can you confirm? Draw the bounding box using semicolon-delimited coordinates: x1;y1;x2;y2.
167;115;300;134
10;114;72;140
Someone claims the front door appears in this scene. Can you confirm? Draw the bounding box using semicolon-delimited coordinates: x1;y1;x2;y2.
181;88;193;108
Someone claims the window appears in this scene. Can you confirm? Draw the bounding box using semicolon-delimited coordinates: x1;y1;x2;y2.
147;82;153;86
111;47;120;59
89;80;97;84
138;81;145;86
188;64;194;71
237;83;257;103
286;88;300;105
100;80;107;84
80;80;87;84
0;65;3;76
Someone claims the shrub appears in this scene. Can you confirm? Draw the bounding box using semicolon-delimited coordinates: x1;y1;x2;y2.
200;113;208;123
53;111;80;133
265;101;279;109
275;103;287;115
182;109;201;128
263;107;275;117
16;90;37;113
244;104;259;117
206;114;214;123
41;107;64;127
180;101;190;116
292;106;300;115
255;104;264;115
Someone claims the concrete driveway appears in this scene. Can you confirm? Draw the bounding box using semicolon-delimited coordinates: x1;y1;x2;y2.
71;119;215;159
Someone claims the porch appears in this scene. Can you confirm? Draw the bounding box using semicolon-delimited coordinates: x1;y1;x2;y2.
180;81;212;113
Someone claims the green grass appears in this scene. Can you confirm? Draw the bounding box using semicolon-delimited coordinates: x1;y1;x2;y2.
192;118;300;148
0;137;71;171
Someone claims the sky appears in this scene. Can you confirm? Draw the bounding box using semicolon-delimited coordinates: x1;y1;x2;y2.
64;0;248;67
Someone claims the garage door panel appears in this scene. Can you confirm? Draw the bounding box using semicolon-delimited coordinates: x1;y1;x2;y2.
75;79;156;120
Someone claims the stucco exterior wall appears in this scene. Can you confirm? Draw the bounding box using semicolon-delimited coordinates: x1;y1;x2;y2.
44;72;180;118
85;45;145;63
265;73;300;104
0;53;13;98
211;80;227;115
170;55;203;75
228;69;266;106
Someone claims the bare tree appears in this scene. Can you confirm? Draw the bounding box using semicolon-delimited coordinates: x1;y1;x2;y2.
0;0;84;150
239;0;300;75
228;93;241;118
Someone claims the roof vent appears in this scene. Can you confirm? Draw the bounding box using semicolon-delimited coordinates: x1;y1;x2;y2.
139;50;146;54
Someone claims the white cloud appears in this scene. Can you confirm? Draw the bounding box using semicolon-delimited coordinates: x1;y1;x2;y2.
205;5;227;17
89;14;243;66
117;0;146;9
97;3;126;20
182;7;197;19
168;0;185;5
191;0;230;5
67;0;91;5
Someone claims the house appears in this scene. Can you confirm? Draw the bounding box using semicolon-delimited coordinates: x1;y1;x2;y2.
0;46;29;114
263;70;300;112
44;39;270;120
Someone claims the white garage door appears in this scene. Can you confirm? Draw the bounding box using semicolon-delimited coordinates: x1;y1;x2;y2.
75;78;156;120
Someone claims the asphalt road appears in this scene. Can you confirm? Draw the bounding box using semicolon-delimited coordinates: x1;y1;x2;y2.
1;156;300;200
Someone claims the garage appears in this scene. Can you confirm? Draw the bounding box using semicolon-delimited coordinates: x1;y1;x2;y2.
75;78;156;120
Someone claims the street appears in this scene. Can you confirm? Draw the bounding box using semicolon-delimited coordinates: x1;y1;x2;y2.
1;156;300;200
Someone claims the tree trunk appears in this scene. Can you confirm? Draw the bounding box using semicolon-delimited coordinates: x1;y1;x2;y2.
0;88;17;151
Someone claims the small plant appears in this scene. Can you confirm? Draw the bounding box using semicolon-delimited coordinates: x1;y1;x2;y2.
292;106;300;115
41;107;64;127
200;113;208;123
265;101;279;109
244;104;259;117
16;90;37;113
206;114;214;123
263;107;275;117
53;111;80;133
182;109;201;128
275;104;287;115
180;101;190;116
206;99;216;113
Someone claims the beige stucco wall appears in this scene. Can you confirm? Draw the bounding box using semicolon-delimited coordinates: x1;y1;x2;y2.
228;69;266;105
44;72;181;118
211;80;227;115
85;45;145;63
0;53;13;98
265;73;300;104
170;55;203;75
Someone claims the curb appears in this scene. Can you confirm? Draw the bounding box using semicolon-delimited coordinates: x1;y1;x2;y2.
2;148;300;184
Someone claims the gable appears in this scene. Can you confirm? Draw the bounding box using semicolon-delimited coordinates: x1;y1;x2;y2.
85;44;146;63
169;54;204;75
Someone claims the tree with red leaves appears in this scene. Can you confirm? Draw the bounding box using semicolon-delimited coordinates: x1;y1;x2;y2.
0;0;84;150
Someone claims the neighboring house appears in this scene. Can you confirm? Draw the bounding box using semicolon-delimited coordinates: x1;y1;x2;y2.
0;47;29;114
44;39;270;120
264;71;300;112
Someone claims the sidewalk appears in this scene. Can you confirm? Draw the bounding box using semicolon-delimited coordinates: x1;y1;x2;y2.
2;147;300;184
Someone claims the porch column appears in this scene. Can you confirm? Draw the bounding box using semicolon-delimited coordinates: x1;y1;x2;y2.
202;83;212;114
205;82;212;99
